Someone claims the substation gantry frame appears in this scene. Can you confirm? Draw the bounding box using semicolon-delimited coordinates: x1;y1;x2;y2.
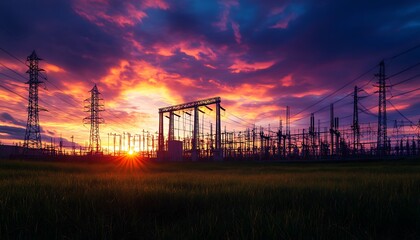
158;97;223;161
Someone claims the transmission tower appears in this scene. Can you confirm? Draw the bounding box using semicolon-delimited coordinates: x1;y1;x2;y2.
330;104;334;155
352;86;360;152
286;106;291;156
84;84;104;154
24;51;44;149
376;61;387;155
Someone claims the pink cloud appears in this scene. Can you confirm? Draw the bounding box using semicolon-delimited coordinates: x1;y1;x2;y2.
270;7;286;16
142;0;169;10
213;0;239;31
271;13;296;29
72;0;169;27
280;74;294;87
231;21;242;44
229;59;276;73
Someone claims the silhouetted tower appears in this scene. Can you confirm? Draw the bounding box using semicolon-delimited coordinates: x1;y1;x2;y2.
309;113;315;155
84;84;104;154
24;51;44;149
286;106;291;156
376;61;387;155
334;117;340;155
330;104;334;155
352;86;360;152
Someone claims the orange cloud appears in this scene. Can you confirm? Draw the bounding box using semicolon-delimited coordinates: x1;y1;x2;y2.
229;59;276;73
151;41;217;60
92;59;187;133
226;83;275;101
292;89;329;98
44;63;65;73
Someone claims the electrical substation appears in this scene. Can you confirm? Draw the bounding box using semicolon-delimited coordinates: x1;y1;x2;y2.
1;50;419;161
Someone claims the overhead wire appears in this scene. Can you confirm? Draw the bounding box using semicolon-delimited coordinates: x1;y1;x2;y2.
390;87;420;98
388;100;416;129
386;43;420;60
0;49;139;132
292;64;378;119
390;73;420;87
0;62;27;82
0;47;27;66
387;61;420;79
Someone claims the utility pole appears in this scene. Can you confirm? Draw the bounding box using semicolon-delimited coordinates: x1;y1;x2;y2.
286;106;291;156
83;84;104;154
309;113;315;156
330;104;334;156
278;118;282;159
59;134;63;155
71;135;75;155
127;132;131;153
317;119;321;156
113;133;116;156
334;117;340;156
376;61;387;155
24;51;44;150
142;129;145;157
352;86;360;153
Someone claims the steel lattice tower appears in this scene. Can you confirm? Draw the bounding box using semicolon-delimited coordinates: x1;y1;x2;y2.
352;86;360;152
376;61;387;155
24;51;44;149
84;84;104;154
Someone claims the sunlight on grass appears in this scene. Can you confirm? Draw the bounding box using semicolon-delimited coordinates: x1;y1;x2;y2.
0;160;419;239
114;155;146;171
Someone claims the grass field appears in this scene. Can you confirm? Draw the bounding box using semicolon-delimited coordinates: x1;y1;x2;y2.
0;158;419;239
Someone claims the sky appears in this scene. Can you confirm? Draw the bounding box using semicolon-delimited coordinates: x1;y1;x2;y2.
0;0;419;150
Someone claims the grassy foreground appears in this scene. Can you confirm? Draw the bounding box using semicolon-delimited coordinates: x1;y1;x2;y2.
0;159;419;239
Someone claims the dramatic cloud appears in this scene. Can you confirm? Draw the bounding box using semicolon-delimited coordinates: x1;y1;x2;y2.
0;0;419;147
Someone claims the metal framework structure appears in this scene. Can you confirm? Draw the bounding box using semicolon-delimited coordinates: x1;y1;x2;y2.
158;97;222;161
376;61;387;155
84;84;104;154
352;86;361;152
24;51;44;149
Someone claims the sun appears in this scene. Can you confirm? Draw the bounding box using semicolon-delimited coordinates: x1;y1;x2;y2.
128;150;134;155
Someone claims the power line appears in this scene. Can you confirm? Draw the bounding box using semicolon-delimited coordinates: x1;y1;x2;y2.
0;62;27;82
292;91;354;124
292;65;378;118
390;73;420;87
359;102;377;118
0;47;27;66
387;61;420;79
291;43;420;122
388;100;416;129
387;43;420;60
0;84;28;101
225;111;255;126
0;78;83;123
391;87;420;98
0;71;25;84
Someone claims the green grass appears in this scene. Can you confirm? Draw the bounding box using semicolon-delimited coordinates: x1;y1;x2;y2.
0;159;419;239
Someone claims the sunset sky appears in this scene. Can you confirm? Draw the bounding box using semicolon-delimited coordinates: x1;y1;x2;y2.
0;0;419;149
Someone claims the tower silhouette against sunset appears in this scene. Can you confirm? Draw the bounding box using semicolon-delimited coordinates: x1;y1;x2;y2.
84;84;104;154
24;51;44;149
